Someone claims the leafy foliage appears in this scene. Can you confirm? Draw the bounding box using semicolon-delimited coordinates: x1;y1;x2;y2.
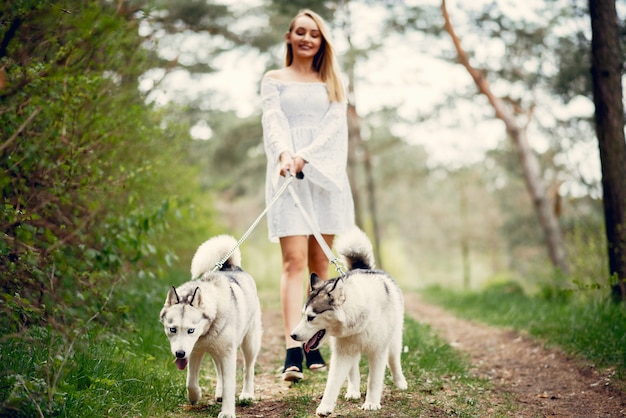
0;1;218;414
2;0;153;328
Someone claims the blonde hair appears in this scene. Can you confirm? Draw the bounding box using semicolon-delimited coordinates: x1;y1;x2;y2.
285;9;346;103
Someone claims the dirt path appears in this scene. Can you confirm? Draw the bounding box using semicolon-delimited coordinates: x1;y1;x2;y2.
252;308;299;404
404;293;626;417
235;292;626;417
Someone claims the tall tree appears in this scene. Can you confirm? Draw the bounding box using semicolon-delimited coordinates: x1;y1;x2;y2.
441;0;569;274
588;0;626;301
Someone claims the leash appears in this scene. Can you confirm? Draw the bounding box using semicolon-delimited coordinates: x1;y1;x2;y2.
213;171;346;278
212;171;303;271
284;172;346;278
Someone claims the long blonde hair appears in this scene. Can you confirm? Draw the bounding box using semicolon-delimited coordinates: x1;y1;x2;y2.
285;9;346;103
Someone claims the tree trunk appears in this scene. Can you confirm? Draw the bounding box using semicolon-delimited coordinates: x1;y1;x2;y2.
362;139;383;268
460;174;471;289
512;128;568;273
342;0;383;267
588;0;626;301
346;103;363;228
441;0;569;274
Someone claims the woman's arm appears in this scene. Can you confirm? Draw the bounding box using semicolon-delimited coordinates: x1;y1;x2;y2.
295;101;349;191
295;101;347;163
261;77;292;167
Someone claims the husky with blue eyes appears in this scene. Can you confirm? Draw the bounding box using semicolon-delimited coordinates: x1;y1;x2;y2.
291;227;407;416
159;235;262;418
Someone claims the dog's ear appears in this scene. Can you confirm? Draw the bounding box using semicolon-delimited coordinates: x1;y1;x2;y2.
165;286;180;307
310;273;325;291
328;278;346;308
189;287;202;307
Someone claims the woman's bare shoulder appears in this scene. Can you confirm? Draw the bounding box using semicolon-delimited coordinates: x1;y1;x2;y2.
263;68;323;84
263;68;289;82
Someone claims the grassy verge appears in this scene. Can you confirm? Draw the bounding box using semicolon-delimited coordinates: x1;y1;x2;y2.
0;269;187;417
422;283;626;380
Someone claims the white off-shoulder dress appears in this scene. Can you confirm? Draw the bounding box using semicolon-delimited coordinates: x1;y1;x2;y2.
261;77;355;242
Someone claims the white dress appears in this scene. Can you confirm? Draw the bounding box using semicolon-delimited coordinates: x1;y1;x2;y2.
261;77;355;242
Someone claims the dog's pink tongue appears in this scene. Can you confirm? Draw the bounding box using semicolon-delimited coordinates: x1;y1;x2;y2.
304;330;325;353
175;358;188;370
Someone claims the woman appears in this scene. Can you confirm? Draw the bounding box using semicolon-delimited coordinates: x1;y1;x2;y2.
260;9;355;382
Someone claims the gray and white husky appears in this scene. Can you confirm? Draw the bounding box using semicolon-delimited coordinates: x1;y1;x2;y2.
159;235;262;418
291;227;408;416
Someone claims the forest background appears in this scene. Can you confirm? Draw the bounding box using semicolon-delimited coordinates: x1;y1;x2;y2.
0;0;624;416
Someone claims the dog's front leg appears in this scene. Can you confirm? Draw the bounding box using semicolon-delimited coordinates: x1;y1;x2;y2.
216;349;237;418
344;354;361;400
361;351;387;410
212;356;223;402
186;350;205;405
316;352;351;416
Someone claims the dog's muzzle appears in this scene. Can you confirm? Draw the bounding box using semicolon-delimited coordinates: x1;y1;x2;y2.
175;350;188;370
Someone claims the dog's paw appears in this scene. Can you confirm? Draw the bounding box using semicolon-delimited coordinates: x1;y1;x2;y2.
217;411;235;418
360;401;381;410
315;403;335;416
344;389;361;400
239;391;254;401
187;386;202;404
395;376;408;390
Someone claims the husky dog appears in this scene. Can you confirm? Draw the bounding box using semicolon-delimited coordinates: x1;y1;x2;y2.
159;235;262;418
291;227;407;416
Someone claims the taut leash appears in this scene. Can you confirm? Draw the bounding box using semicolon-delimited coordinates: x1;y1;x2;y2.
213;171;346;278
212;171;303;271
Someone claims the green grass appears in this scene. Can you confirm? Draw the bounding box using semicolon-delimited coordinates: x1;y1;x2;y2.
0;270;187;417
422;282;626;379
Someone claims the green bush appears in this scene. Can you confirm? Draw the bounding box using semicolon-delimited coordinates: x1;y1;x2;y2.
0;1;217;415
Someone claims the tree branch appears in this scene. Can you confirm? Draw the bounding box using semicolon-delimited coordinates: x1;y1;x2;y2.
441;0;568;272
0;107;41;154
440;0;517;131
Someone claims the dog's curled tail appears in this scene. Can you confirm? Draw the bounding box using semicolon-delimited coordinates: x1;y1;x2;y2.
335;227;376;270
190;235;240;278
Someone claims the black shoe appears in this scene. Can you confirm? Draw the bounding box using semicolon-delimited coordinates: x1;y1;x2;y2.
282;347;304;382
305;347;326;371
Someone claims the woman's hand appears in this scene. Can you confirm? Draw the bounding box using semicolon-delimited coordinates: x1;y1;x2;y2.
279;152;306;177
292;155;306;174
279;152;293;177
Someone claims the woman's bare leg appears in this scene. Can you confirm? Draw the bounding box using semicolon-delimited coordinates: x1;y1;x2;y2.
307;234;334;283
279;235;308;349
